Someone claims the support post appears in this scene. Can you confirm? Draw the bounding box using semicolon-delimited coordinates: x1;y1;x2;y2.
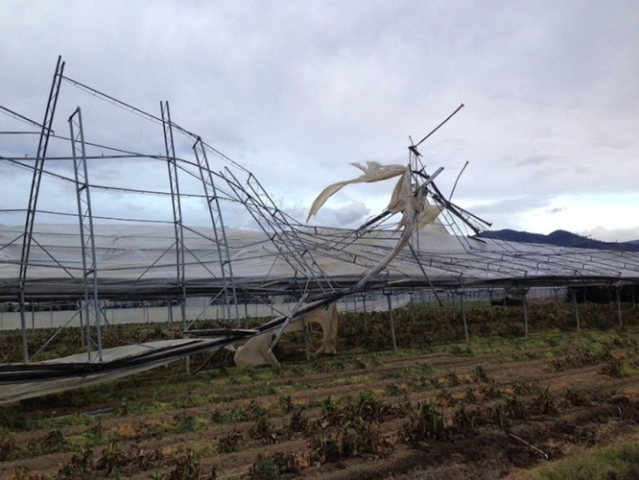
460;290;469;344
18;56;65;363
167;297;174;338
571;289;580;332
362;294;367;329
616;288;623;327
70;107;102;362
302;317;311;361
384;289;397;350
523;292;529;337
160;101;187;332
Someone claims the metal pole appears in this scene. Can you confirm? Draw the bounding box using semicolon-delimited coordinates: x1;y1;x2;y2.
617;288;623;327
161;101;187;332
460;291;469;343
167;298;174;338
386;292;397;350
571;289;580;332
302;317;311;361
362;294;367;329
18;56;65;363
523;292;529;337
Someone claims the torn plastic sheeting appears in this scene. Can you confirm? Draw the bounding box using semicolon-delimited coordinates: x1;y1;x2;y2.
234;303;339;367
307;162;407;222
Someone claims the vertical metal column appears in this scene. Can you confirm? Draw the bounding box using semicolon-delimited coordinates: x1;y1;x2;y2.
523;292;529;337
193;138;240;325
17;56;65;363
69;107;103;362
616;288;623;327
362;294;367;329
460;290;469;343
571;289;580;332
385;289;397;350
161;101;187;330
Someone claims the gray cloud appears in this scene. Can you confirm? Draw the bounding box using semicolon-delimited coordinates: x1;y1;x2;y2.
1;1;638;236
546;207;566;215
517;155;556;167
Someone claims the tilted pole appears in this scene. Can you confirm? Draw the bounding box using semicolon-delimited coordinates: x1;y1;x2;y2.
17;56;64;363
193;138;241;325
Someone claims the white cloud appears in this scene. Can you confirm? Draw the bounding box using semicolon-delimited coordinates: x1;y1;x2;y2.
581;227;639;243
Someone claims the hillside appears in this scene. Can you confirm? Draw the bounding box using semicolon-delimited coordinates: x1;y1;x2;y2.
476;229;639;252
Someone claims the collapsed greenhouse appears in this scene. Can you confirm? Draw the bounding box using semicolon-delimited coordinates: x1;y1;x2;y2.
1;57;639;404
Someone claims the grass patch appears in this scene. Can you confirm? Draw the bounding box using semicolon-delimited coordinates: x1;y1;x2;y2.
527;437;639;480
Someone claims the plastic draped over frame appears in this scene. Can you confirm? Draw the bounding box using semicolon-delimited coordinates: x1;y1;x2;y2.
306;161;445;233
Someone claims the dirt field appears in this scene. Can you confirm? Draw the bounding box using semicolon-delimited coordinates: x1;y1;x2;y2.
2;303;639;479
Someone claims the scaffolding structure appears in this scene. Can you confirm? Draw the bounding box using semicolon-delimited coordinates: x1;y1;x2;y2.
2;57;639;367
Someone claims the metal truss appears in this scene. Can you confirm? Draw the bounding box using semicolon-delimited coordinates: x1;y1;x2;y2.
222;167;336;295
161;101;187;330
193;138;240;324
69;107;103;361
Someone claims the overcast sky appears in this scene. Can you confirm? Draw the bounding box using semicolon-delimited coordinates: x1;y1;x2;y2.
1;1;638;241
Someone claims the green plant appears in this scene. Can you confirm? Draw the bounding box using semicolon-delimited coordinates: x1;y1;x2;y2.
96;441;127;476
58;447;94;479
288;409;310;437
217;429;243;453
601;357;627;378
472;365;491;383
174;411;197;432
504;393;528;420
40;428;66;453
278;394;294;413
0;434;16;461
167;447;201;480
532;387;557;415
248;410;277;444
399;401;449;444
248;452;300;479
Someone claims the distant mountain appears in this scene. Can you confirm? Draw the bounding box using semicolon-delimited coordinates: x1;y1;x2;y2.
476;229;639;252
